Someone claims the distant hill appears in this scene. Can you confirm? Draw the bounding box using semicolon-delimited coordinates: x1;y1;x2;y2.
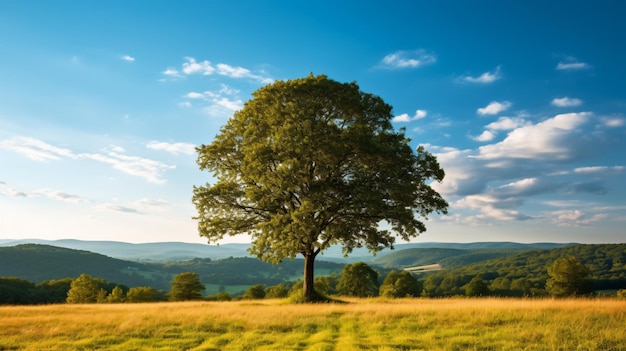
373;247;542;269
0;244;345;292
0;239;577;262
0;244;155;287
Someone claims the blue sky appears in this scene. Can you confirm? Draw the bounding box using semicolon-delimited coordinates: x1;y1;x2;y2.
1;1;624;244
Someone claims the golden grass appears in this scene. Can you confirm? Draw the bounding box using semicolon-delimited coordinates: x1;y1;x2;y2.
1;298;625;350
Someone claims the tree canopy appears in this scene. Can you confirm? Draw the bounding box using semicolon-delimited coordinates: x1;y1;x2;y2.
169;272;205;301
545;256;592;297
337;262;379;297
193;74;448;301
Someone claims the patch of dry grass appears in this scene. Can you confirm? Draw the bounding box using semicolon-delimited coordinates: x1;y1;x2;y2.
1;298;625;350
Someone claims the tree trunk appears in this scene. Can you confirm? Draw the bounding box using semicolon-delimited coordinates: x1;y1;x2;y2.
302;251;318;302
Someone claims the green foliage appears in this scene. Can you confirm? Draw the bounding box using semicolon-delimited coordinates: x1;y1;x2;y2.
417;244;626;297
463;276;490;297
243;284;266;300
36;278;73;303
265;283;289;298
215;291;232;301
193;75;447;301
617;289;626;299
379;270;422;298
169;272;205;301
0;277;45;304
107;285;126;303
337;262;379;297
126;286;162;302
66;273;101;304
546;256;593;297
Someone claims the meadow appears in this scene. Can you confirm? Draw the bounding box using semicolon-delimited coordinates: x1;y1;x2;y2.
1;298;625;351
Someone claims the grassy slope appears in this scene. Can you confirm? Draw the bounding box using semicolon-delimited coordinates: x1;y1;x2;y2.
1;299;624;350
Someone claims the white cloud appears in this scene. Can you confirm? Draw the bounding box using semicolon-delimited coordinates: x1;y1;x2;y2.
485;116;529;131
471;130;495;142
379;50;436;69
162;68;180;77
0;136;175;184
183;84;244;116
462;66;501;84
392;109;427;122
574;166;625;175
556;57;590;70
0;136;75;161
147;141;197;155
168;57;273;83
477;101;511;115
82;151;175;184
477;112;590;161
602;117;625;127
427;110;623;226
182;57;215;75
31;189;90;203
548;209;606;226
185;92;205;99
121;55;135;62
552;97;582;107
214;97;243;111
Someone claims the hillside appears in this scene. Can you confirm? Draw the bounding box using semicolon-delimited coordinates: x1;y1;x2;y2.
0;244;156;288
0;238;576;262
372;243;575;269
0;244;345;291
417;243;626;296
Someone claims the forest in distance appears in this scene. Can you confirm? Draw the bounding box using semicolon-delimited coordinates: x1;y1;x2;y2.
1;241;625;305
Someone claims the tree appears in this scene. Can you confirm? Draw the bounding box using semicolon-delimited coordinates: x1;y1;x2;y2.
169;272;205;301
107;285;126;303
193;75;448;302
545;256;593;297
243;284;266;300
464;276;489;297
337;262;379;297
66;273;100;304
265;283;289;298
379;270;421;298
126;286;162;302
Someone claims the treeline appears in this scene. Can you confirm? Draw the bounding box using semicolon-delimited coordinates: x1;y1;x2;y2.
4;257;625;305
417;244;626;297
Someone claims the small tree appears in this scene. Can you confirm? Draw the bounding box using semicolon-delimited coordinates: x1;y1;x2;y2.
380;270;421;298
66;273;100;304
107;285;126;303
215;291;232;301
127;286;161;302
337;262;379;297
193;75;448;302
243;284;266;300
545;256;593;297
265;283;289;299
464;276;489;297
169;272;205;301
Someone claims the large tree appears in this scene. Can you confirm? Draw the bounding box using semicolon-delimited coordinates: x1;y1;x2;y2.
193;75;448;302
545;256;593;297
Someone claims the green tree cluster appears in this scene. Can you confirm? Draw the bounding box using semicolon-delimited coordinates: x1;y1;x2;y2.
545;257;593;297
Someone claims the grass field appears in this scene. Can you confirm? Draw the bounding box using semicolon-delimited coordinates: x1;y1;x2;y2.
1;298;625;350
